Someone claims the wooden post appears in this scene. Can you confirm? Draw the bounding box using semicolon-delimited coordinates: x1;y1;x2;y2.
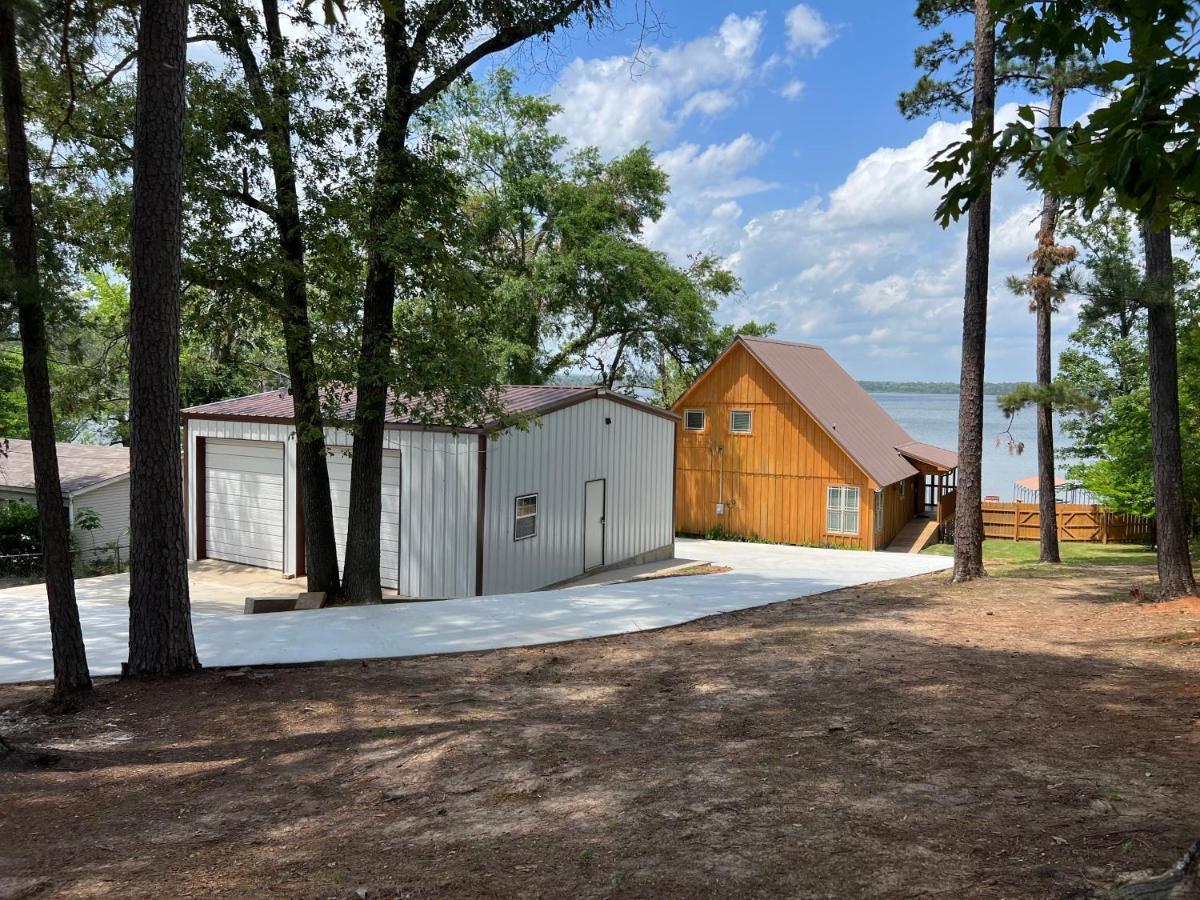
1013;499;1020;541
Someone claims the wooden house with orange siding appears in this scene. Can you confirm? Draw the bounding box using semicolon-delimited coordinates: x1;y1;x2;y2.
672;336;958;551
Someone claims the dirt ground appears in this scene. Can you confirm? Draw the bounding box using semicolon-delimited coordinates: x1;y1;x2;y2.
1;561;1198;899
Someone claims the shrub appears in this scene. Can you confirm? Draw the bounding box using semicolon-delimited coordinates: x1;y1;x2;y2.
0;501;41;576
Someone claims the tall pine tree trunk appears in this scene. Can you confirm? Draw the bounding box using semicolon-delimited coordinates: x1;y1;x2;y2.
952;0;995;583
218;0;342;597
0;0;92;700
1034;85;1065;565
341;14;411;603
285;322;341;596
1142;223;1196;599
126;0;200;675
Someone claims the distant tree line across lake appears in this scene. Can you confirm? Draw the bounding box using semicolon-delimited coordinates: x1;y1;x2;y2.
857;381;1024;396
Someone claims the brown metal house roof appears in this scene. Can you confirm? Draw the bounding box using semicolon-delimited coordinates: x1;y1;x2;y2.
706;336;957;488
182;384;677;431
0;439;130;496
895;440;958;473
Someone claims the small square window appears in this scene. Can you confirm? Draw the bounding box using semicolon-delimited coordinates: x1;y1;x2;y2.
730;409;752;434
514;494;538;541
684;409;705;431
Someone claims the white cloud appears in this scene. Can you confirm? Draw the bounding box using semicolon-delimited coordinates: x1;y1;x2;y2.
550;13;764;156
656;134;774;201
638;105;1055;380
680;89;736;119
780;79;806;101
823;119;968;228
785;4;836;56
643;135;777;260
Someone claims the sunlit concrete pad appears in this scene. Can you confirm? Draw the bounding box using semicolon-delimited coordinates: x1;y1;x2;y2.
0;538;953;684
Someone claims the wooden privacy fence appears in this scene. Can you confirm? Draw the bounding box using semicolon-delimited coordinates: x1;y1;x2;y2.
981;501;1153;544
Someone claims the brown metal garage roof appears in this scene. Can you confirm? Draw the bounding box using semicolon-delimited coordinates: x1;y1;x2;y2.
182;384;677;431
698;336;957;488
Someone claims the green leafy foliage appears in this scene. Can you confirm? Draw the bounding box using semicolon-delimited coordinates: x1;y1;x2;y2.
929;2;1200;227
1055;204;1200;519
72;507;101;533
996;381;1097;419
432;69;743;398
0;347;28;436
0;501;41;575
52;273;286;442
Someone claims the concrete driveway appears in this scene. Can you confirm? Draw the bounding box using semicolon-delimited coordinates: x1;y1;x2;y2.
0;539;953;684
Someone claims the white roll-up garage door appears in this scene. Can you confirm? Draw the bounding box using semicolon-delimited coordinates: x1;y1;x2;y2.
205;439;286;570
326;449;400;589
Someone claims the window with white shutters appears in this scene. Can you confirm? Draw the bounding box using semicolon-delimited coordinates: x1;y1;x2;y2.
827;485;860;535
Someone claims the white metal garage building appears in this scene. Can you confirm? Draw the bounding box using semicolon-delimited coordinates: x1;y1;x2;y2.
182;386;676;598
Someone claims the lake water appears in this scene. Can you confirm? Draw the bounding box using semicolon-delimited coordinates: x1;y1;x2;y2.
870;392;1069;501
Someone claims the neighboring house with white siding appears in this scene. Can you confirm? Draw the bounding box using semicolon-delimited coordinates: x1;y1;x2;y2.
182;386;677;599
0;439;130;556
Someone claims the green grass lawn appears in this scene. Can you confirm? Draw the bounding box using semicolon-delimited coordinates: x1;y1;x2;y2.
922;539;1157;574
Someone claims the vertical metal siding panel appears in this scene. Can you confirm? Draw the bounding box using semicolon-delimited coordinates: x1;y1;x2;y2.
410;432;424;598
415;433;427;596
434;435;447;595
186;421;197;558
425;432;441;597
414;432;428;598
460;435;470;595
420;433;433;597
284;430;296;575
404;431;417;598
433;432;446;596
470;439;479;597
401;432;414;597
482;436;496;595
396;432;413;598
455;435;467;597
482;437;496;595
453;439;465;597
459;438;469;597
436;435;448;594
461;436;477;597
410;431;423;598
557;410;571;575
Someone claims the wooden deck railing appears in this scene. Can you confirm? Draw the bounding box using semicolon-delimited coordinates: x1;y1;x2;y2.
980;501;1152;544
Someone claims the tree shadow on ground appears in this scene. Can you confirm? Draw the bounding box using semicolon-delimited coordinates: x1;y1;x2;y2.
1;566;1198;899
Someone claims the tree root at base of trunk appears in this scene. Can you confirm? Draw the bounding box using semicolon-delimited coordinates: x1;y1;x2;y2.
1112;840;1200;899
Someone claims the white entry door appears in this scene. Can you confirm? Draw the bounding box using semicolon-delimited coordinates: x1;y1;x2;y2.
326;449;401;589
584;479;606;571
205;439;285;570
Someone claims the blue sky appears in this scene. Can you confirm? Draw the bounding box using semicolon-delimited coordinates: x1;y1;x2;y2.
508;1;1085;382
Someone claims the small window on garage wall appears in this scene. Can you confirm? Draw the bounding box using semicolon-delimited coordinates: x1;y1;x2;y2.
730;409;752;434
684;409;705;431
514;493;538;541
899;480;906;497
874;490;885;532
827;485;860;535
